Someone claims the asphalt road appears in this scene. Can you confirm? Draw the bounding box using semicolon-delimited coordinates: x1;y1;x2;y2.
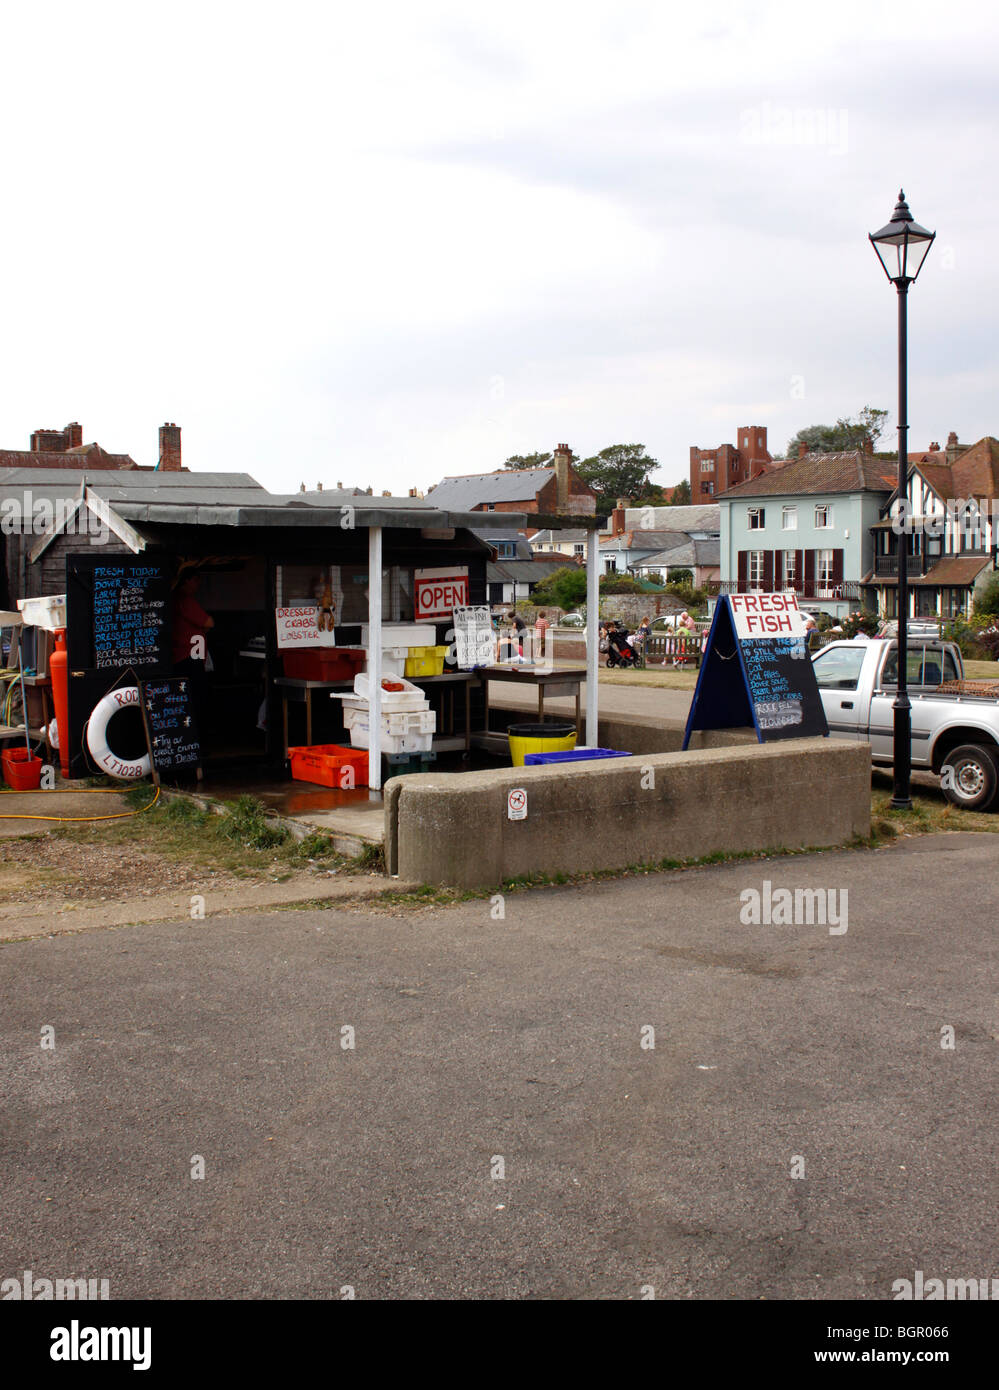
2;832;997;1300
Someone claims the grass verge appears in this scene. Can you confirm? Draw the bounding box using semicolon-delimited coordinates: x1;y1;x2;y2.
48;786;369;879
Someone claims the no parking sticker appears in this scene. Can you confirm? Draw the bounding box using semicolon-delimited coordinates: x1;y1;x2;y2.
507;787;527;821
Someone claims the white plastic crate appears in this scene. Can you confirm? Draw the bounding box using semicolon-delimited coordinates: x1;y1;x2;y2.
17;594;67;630
379;653;407;678
343;706;436;735
360;623;437;648
351;672;428;707
348;725;434;753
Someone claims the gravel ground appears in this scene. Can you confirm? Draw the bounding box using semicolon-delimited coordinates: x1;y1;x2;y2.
0;833;307;904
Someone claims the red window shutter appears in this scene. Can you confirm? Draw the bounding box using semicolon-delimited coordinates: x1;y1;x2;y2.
794;549;804;591
762;551;774;591
737;551;748;593
803;549;815;596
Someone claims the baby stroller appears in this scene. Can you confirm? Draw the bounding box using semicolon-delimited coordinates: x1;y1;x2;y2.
605;624;639;668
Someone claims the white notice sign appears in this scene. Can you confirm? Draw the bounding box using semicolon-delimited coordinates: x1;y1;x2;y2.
728;592;807;640
275;606;336;650
507;787;527;821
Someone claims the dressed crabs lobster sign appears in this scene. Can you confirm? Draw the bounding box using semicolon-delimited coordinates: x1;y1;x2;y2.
414;568;469;621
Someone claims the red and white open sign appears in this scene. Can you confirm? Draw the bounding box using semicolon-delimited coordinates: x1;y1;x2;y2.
415;568;469;620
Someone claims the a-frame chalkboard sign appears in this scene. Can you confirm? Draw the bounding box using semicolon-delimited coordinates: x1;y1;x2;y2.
139;677;203;785
682;593;828;749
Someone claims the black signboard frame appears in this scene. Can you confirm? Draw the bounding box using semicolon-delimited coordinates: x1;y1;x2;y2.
65;555;174;776
682;595;828;748
138;677;203;786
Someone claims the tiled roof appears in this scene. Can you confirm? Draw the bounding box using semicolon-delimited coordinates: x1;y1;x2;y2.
426;468;555;509
601;529;696;551
488;558;580;582
912;462;957;499
951;437;999;498
0;445;139;470
622;504;719;532
863;556;993;587
719;451;896;498
639;539;720;568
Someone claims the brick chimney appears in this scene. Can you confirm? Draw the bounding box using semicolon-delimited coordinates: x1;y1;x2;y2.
553;442;572;512
861;433;873;455
929;442;940;453
946;430;962;463
797;439;809;459
30;421;83;452
611;499;628;537
158;422;182;472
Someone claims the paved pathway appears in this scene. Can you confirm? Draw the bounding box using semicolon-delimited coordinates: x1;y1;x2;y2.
2;833;994;1299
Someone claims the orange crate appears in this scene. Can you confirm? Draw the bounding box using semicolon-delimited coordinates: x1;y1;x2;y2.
288;743;368;788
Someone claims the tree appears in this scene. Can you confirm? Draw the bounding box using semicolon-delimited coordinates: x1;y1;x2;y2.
668;478;692;506
503;451;554;471
783;405;889;459
576;443;662;517
530;566;587;611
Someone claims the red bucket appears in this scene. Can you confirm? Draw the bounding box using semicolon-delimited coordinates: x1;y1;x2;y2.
2;748;44;790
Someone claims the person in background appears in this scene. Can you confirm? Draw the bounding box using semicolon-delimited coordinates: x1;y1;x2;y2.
534;609;549;661
172;573;215;672
804;615;821;653
511;609;527;659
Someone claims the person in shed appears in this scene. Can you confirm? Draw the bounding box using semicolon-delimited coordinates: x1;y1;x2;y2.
172;570;215;673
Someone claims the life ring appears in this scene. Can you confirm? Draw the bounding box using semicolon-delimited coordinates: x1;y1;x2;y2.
86;686;151;780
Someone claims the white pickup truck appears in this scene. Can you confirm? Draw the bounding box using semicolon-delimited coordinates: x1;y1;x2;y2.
812;637;999;811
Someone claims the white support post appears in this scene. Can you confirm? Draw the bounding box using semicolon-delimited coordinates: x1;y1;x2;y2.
585;529;599;748
368;526;383;792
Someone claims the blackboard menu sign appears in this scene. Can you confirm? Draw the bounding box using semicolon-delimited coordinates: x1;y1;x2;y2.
139;678;203;782
683;594;828;748
93;564;169;670
67;556;171;675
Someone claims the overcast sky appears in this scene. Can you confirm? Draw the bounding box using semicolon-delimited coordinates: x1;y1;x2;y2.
1;0;995;495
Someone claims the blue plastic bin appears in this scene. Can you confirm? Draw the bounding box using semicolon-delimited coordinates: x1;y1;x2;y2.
523;747;631;765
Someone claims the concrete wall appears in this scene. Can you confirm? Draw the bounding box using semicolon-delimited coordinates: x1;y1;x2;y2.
385;738;871;888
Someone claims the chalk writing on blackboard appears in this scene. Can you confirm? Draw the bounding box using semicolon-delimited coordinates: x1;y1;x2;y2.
93;565;167;669
139;678;202;779
683;595;828;748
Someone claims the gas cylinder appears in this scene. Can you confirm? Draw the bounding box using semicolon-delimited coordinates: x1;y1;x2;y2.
50;627;70;778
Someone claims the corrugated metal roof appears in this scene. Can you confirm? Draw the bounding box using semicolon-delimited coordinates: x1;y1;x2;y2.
0;469;263;490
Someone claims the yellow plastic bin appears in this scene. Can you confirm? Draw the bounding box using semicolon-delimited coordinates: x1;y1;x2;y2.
507;719;577;767
405;645;447;677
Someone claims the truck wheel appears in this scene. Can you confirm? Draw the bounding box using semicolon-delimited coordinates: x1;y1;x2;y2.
940;744;999;811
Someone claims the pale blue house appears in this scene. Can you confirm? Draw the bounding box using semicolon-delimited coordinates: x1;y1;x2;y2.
717;451;894;620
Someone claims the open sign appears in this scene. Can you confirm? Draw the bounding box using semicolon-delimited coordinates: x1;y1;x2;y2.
415;568;469;620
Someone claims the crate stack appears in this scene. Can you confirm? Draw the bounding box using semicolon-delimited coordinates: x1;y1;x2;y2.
342;672;436;755
360;623;444;678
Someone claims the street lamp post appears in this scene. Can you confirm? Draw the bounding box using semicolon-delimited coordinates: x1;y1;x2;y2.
869;190;935;810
